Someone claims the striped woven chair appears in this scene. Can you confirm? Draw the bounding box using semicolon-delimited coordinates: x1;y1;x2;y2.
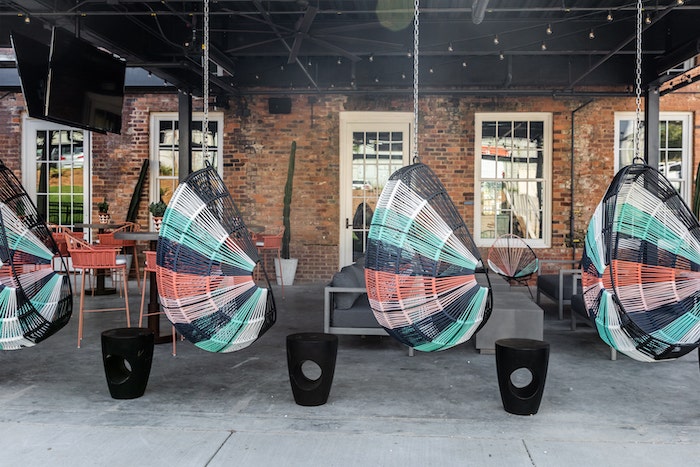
488;233;538;296
581;163;700;361
0;160;72;349
156;164;276;353
365;163;492;352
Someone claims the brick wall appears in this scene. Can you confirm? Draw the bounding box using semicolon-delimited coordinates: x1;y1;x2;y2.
2;85;699;282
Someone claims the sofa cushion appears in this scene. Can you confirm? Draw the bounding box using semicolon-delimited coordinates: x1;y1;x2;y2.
332;295;380;328
331;265;363;309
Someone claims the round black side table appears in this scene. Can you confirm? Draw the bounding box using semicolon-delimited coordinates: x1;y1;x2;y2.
286;333;338;406
101;327;155;399
495;338;550;415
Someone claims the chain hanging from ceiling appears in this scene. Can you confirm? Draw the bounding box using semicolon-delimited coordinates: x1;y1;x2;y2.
202;0;210;163
633;0;643;164
412;0;420;163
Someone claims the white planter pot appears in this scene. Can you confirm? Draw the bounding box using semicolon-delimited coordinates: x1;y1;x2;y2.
274;258;298;286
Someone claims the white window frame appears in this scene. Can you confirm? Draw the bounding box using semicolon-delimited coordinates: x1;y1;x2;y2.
149;112;223;226
474;112;552;248
614;112;693;202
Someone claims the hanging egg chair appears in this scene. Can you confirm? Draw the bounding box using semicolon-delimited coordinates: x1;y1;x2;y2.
156;164;276;353
581;163;700;361
365;163;492;352
0;160;72;349
487;234;539;283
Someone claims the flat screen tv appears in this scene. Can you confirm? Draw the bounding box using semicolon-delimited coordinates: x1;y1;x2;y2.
10;31;52;121
45;28;126;134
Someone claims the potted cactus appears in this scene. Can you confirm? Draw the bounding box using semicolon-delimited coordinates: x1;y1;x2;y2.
97;198;110;224
275;141;298;285
149;201;167;232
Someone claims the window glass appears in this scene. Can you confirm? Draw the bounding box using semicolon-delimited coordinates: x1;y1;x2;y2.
475;113;551;247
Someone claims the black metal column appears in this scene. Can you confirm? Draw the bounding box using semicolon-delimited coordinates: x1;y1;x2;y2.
178;91;192;182
644;84;660;168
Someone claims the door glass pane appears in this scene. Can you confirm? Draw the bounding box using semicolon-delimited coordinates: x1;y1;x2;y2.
351;129;406;261
35;128;84;227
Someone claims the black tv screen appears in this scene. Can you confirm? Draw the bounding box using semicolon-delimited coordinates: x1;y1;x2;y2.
45;28;126;134
10;31;51;120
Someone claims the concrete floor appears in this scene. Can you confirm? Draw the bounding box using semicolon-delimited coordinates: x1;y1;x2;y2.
1;278;699;466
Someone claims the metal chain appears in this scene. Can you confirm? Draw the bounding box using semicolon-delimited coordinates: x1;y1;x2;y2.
412;0;420;163
633;0;643;164
203;0;210;162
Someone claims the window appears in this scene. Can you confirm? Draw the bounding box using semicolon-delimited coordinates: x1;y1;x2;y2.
474;113;552;247
150;112;223;210
614;112;692;201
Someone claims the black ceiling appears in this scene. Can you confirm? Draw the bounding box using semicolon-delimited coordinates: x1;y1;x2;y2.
2;0;700;97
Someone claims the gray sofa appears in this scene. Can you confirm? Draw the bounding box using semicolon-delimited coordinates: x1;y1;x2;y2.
323;259;413;355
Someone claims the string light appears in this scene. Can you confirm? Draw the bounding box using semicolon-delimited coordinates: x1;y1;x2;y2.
448;43;454;52
337;57;342;65
607;10;613;22
462;61;467;68
645;13;652;24
546;24;553;35
429;68;434;74
588;29;595;39
541;41;547;51
493;35;499;45
677;0;684;5
499;52;505;60
368;54;374;62
24;15;30;23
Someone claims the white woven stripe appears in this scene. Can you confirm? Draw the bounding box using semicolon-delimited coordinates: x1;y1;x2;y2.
596;292;656;362
168;183;255;269
0;287;36;349
162;276;256;324
619;180;700;263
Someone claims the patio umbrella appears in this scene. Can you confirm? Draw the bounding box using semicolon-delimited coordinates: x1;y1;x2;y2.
0;160;72;349
581;162;700;361
156;163;276;353
365;163;492;352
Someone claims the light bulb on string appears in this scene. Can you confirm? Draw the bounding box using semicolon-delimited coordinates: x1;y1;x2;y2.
645;13;652;24
499;52;505;60
493;35;499;45
589;29;595;39
546;24;553;35
448;43;454;52
607;10;613;22
541;41;547;51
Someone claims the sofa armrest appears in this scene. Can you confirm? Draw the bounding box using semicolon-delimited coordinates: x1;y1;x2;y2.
324;286;368;333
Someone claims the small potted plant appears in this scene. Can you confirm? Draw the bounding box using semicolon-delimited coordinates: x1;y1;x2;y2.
97;198;110;224
149;201;167;232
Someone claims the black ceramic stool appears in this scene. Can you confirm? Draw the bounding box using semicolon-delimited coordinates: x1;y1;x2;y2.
101;327;155;399
495;338;550;415
286;332;338;406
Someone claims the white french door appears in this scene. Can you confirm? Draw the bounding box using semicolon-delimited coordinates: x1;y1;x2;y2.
21;117;91;229
338;112;412;268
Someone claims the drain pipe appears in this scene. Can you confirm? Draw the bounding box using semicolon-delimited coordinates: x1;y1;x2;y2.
570;100;593;261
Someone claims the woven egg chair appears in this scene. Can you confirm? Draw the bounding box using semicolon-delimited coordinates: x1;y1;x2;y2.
156;163;276;353
581;162;700;362
365;163;493;352
487;233;539;291
0;161;72;349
